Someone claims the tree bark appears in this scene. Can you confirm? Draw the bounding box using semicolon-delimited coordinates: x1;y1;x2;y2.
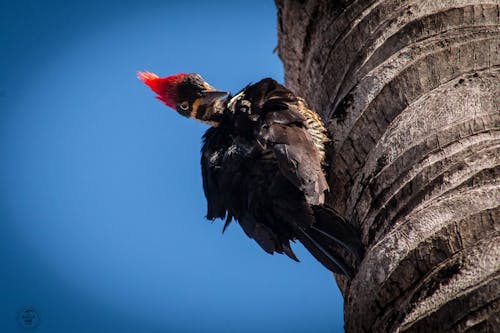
275;0;500;332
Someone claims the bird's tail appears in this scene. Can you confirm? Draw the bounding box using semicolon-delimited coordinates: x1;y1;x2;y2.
295;205;364;280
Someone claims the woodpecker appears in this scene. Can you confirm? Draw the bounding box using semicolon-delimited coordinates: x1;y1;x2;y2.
138;72;363;278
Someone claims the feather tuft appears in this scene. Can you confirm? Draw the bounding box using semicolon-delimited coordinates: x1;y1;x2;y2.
137;71;187;108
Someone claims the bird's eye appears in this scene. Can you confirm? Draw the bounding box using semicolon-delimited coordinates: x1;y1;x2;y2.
179;101;189;111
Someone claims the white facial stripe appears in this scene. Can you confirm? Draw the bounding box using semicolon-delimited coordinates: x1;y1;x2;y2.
227;91;245;111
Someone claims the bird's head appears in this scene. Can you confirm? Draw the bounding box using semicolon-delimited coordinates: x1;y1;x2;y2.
137;72;228;125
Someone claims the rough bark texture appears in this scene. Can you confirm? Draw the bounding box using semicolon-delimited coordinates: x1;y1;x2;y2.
275;0;500;332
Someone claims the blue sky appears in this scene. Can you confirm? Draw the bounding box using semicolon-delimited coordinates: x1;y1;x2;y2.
0;1;344;332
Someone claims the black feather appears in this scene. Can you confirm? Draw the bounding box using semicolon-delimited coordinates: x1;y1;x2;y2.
310;205;365;261
295;227;354;279
200;78;364;277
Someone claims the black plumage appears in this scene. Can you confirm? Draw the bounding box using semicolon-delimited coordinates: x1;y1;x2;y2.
138;72;363;278
200;78;363;278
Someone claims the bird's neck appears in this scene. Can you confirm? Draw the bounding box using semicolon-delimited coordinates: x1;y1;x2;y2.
197;100;225;127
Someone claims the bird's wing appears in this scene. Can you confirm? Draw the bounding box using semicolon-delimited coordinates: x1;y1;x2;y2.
259;98;329;206
201;127;229;220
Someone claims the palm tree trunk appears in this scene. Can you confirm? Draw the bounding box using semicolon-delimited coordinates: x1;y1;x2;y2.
275;0;500;332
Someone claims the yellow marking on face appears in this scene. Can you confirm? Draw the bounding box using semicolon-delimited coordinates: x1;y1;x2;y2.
190;98;201;119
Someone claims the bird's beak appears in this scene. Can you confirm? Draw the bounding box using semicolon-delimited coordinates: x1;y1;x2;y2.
200;89;229;105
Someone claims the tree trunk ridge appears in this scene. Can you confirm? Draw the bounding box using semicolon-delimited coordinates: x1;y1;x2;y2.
276;0;500;332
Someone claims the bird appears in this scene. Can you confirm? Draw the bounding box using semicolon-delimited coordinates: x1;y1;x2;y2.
138;71;364;279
